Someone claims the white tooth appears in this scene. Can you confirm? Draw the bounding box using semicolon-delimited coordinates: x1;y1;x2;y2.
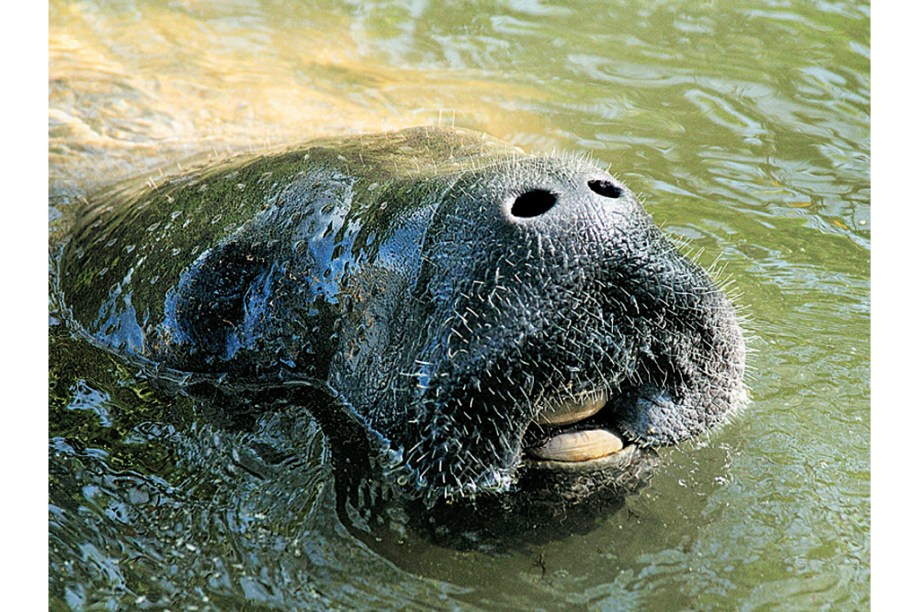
529;428;624;462
535;390;608;426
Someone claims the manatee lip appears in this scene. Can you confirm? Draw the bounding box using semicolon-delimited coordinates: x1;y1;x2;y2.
524;390;633;465
534;390;607;426
527;428;624;462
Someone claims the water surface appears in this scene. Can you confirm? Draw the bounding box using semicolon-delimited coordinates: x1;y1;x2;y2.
49;1;869;609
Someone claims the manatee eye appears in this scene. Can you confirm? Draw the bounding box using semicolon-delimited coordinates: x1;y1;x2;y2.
510;189;557;218
588;179;622;199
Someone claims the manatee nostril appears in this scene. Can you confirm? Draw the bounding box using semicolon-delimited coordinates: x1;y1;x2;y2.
588;179;622;199
510;189;557;218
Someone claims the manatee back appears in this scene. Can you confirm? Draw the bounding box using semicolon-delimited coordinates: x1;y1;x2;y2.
56;127;518;377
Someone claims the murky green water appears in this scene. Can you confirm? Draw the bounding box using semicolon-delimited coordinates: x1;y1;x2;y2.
49;0;869;609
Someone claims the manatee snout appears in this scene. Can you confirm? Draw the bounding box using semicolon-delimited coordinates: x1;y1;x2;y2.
383;152;746;497
57;127;746;504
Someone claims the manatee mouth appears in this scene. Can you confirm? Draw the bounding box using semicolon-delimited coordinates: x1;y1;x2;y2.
523;390;634;465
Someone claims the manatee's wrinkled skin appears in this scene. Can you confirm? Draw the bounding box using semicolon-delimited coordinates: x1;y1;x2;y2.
57;127;746;502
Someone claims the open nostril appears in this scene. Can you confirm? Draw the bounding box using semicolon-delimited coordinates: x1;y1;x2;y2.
588;179;622;199
510;189;557;218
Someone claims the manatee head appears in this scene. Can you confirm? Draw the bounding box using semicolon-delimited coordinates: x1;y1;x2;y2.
312;131;747;501
57;127;746;507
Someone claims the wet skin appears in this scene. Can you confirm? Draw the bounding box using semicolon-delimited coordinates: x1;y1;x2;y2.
57;126;746;503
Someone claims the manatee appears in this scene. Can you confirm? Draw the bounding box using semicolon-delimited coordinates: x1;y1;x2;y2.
55;126;746;504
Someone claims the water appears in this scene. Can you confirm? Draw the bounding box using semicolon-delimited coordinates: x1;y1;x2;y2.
48;0;869;609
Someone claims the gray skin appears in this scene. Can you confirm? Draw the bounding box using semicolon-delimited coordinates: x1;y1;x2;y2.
58;126;746;501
